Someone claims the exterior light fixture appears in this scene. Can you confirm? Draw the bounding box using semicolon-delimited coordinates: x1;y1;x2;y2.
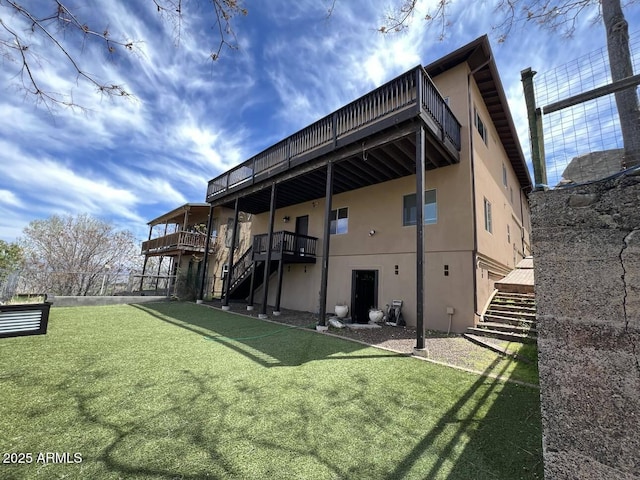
369;230;376;236
283;216;290;223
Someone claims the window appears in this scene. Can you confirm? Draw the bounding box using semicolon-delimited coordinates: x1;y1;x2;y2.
330;207;348;235
403;189;437;226
507;224;511;243
484;198;492;233
502;163;508;188
510;186;513;204
474;107;488;145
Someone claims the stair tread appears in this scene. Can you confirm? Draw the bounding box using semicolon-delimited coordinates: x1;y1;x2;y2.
484;313;536;324
467;326;537;340
490;303;536;311
476;321;537;333
495;291;535;297
486;309;536;318
492;298;536;305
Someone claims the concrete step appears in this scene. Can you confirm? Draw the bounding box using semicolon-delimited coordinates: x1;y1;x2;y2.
476;321;537;335
466;327;537;344
484;313;536;327
486;309;537;320
462;334;535;364
490;303;537;314
493;295;536;306
495;291;535;299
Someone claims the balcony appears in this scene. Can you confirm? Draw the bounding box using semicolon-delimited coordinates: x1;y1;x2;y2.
141;231;214;256
206;65;461;208
252;231;318;263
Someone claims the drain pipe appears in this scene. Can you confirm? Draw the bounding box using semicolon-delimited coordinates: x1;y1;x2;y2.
468;53;493;318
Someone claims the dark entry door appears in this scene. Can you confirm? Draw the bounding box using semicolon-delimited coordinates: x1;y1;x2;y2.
352;270;378;324
295;215;309;255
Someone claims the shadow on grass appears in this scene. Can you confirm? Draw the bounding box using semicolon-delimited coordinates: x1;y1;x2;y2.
134;302;404;367
387;350;543;479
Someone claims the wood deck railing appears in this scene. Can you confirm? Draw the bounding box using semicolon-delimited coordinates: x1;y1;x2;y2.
141;231;213;255
253;231;318;259
207;66;461;201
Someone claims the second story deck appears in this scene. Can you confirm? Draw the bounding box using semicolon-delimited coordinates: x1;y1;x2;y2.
141;230;214;257
206;66;461;211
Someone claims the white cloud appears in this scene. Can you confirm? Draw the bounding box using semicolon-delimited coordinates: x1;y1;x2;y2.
0;190;24;208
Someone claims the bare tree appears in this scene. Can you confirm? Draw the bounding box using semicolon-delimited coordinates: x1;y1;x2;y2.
380;0;640;168
19;214;139;296
0;0;247;109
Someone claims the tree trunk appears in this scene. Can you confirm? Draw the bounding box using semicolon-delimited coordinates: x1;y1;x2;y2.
602;0;640;168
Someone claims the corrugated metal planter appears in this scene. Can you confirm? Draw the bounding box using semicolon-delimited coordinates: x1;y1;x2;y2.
0;302;52;339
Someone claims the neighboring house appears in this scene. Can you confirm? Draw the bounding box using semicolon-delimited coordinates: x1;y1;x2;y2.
140;203;251;298
200;35;532;339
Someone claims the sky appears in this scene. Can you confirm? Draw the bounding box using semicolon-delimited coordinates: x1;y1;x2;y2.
1;0;638;244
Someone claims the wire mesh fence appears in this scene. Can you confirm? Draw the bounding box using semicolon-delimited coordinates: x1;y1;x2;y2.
529;31;640;187
0;269;218;303
0;270;147;302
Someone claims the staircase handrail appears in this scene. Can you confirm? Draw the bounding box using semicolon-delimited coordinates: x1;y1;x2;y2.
230;246;253;289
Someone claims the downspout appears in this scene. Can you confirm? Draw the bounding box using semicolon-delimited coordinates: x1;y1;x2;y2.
468;55;492;318
520;186;528;257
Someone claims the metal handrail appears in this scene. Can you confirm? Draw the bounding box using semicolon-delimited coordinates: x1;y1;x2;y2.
229;246;253;289
252;231;318;258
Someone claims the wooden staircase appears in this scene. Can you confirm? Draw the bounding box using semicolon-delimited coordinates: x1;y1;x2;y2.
464;291;537;345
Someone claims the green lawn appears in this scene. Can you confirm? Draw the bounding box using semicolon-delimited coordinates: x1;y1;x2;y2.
0;303;542;479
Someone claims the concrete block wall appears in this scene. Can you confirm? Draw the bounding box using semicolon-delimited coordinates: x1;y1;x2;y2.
530;173;640;479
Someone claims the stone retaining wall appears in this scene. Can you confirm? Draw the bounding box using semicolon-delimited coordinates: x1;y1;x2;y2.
530;173;640;479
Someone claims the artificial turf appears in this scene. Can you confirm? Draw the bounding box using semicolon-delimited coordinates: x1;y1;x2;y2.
0;302;543;479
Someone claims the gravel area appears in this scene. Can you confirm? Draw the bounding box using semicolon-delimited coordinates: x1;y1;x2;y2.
205;301;519;374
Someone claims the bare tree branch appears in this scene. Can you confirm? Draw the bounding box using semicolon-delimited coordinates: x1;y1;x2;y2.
1;0;137;109
0;0;248;109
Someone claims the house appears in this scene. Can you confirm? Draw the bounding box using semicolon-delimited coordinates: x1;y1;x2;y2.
140;203;251;298
199;35;532;346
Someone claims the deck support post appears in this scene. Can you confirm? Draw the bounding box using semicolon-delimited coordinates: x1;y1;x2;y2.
273;259;284;315
260;183;277;317
222;198;239;309
247;261;257;310
139;224;153;291
318;162;334;326
415;124;426;351
198;204;214;302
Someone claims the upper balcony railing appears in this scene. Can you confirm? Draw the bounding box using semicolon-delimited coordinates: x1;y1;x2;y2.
207;66;461;201
141;231;213;255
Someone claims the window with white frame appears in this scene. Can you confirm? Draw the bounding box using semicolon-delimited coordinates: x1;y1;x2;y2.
330;207;348;235
502;163;508;188
484;198;492;233
403;189;437;226
474;107;488;145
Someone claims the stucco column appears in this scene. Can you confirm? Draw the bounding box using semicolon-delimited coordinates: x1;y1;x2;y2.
259;184;277;318
318;162;334;328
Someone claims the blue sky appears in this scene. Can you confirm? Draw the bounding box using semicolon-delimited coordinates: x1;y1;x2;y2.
1;0;638;243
